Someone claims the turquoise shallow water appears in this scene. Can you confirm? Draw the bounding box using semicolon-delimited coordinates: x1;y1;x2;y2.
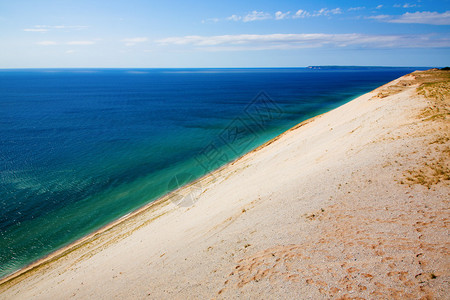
0;67;424;278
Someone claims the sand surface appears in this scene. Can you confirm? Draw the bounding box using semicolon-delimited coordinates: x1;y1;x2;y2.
1;70;449;299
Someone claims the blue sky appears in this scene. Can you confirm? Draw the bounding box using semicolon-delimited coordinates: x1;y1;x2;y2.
0;0;449;68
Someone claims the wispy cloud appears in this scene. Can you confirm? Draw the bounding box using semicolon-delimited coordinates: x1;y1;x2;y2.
66;41;95;45
348;7;365;11
201;18;219;24
376;5;383;9
36;41;57;46
45;25;87;29
312;8;342;16
156;33;450;51
275;11;291;20
37;40;95;46
243;11;272;22
226;14;241;21
394;3;418;8
225;8;342;22
289;7;343;18
368;15;391;20
370;11;450;25
122;37;148;46
391;11;450;24
24;25;88;32
293;9;309;18
24;28;48;32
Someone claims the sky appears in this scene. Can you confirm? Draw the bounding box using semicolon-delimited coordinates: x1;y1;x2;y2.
0;0;449;68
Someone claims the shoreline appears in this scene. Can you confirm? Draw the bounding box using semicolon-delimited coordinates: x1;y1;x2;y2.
0;68;418;282
0;109;320;286
1;69;448;298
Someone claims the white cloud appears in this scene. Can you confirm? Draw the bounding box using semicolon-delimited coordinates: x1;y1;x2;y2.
293;9;310;18
394;3;418;8
313;8;325;16
368;14;391;20
122;37;148;46
36;41;57;46
376;5;383;9
391;11;450;24
24;28;48;32
243;11;272;22
222;8;342;23
51;25;88;30
227;14;242;21
312;8;342;16
156;33;450;50
348;7;365;11
66;41;95;45
275;11;291;20
24;25;88;32
329;8;343;15
372;11;450;25
65;50;76;54
201;18;219;24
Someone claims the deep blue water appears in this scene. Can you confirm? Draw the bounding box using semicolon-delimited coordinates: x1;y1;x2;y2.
0;67;425;278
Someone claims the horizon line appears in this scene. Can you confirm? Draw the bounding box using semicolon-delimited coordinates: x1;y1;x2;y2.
0;65;437;70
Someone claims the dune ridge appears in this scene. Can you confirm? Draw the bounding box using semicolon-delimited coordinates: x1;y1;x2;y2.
1;70;449;299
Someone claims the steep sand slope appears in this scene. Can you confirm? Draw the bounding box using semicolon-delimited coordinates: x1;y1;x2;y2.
1;70;449;299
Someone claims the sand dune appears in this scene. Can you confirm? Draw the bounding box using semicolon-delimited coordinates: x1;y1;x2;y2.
1;70;449;299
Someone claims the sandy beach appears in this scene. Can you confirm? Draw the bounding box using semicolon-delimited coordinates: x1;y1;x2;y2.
1;69;449;299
